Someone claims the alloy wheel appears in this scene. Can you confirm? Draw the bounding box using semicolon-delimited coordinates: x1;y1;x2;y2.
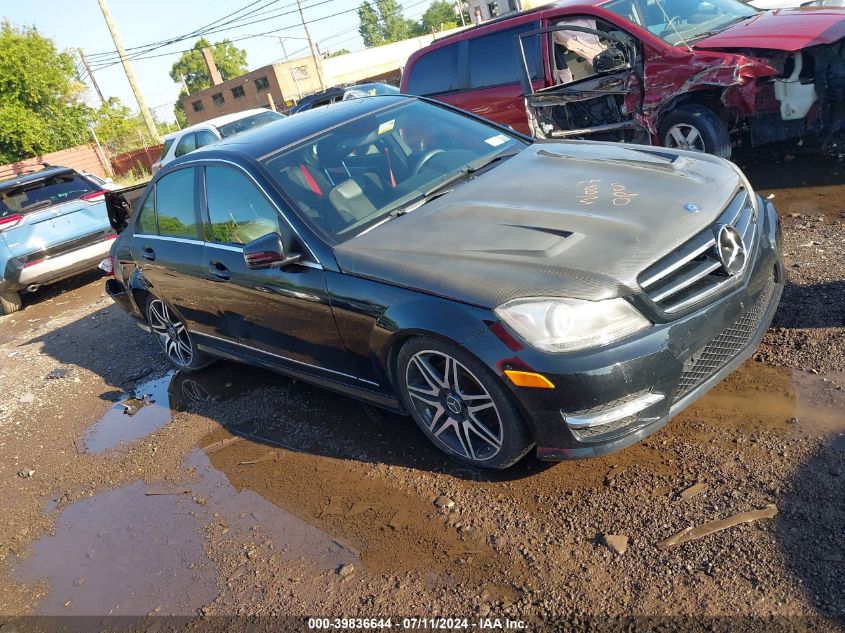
148;299;194;367
405;350;503;462
665;123;706;152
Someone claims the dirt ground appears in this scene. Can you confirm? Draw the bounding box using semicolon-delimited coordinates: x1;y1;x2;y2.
0;153;842;632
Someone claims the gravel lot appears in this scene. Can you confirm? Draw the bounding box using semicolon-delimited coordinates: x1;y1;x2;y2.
0;154;842;631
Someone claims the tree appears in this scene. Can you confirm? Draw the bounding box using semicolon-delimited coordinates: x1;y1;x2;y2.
357;0;418;47
169;37;248;94
0;21;91;163
419;0;464;32
327;48;351;57
93;97;160;155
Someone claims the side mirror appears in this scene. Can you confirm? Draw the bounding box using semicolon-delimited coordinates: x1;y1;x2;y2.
593;47;630;74
243;233;301;270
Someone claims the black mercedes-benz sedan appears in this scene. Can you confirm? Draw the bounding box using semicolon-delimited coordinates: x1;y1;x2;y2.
104;95;784;469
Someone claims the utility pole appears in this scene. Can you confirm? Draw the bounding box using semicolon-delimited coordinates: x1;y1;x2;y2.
96;0;160;141
278;38;289;61
296;0;325;90
78;48;105;105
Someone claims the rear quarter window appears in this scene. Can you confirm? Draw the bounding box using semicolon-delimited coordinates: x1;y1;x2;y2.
405;43;461;96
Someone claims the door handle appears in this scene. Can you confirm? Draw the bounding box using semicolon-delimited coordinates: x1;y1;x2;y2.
142;246;156;261
208;260;231;281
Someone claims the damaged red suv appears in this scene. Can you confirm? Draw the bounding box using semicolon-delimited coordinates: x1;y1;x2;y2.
401;0;845;158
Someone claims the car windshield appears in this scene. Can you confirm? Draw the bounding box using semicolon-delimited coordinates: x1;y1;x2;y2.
217;111;285;138
159;138;175;160
603;0;758;46
0;173;96;216
261;100;527;242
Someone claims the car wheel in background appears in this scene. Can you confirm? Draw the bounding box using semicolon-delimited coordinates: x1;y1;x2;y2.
145;296;212;372
396;337;533;470
0;290;22;315
659;105;732;159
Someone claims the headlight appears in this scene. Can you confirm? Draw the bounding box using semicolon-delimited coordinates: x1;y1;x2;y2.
494;297;650;353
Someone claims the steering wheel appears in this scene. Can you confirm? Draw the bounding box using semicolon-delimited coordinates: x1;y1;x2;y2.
660;15;683;37
412;149;446;175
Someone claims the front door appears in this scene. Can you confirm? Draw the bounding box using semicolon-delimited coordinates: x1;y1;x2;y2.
199;164;355;383
518;20;647;144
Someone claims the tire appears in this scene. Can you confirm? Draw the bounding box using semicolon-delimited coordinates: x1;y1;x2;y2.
396;337;533;470
658;105;732;159
0;290;22;315
145;296;213;372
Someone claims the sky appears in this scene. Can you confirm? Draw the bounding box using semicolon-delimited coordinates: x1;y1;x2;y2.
2;0;433;123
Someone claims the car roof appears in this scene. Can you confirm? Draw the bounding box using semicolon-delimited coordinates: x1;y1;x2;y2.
0;166;77;190
425;0;606;45
202;95;411;160
163;108;276;140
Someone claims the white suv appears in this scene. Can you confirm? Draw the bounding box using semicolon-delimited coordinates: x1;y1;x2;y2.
152;108;285;173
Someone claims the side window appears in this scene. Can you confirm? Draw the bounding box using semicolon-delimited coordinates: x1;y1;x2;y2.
467;23;543;89
156;168;199;238
195;130;218;149
550;19;622;85
204;166;280;245
136;190;157;234
405;44;461;96
174;133;197;158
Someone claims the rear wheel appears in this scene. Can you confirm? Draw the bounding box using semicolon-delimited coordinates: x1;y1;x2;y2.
659;105;732;159
396;337;533;470
146;297;212;371
0;290;22;315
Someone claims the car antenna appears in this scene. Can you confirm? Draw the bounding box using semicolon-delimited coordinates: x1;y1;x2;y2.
654;0;693;52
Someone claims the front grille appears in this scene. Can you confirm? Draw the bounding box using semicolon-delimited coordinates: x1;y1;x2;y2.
638;190;757;315
673;276;775;402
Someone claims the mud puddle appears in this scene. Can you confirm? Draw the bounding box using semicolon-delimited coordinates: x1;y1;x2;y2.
17;450;355;615
681;359;845;438
734;152;845;219
82;363;279;453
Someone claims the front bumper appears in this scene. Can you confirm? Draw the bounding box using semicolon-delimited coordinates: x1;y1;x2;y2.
0;238;114;292
463;199;784;460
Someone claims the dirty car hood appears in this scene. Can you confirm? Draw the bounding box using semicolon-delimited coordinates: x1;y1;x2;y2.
693;8;845;52
334;142;744;308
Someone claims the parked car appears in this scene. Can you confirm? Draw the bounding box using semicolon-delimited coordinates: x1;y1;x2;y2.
104;95;783;469
0;166;115;314
401;0;845;158
152;108;285;173
289;83;400;114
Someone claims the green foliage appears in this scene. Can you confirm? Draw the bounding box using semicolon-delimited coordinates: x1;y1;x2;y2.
419;0;464;32
173;90;189;129
357;0;421;47
169;37;248;94
93;97;160;155
0;21;92;163
327;48;352;57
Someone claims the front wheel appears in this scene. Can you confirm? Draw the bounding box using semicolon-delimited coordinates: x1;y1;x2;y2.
146;297;212;372
396;337;533;470
659;105;732;159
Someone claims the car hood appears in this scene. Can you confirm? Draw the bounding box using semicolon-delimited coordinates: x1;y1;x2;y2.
693;8;845;52
334;142;744;309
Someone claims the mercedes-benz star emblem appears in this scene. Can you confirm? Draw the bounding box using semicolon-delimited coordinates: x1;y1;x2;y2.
716;225;747;275
445;394;462;415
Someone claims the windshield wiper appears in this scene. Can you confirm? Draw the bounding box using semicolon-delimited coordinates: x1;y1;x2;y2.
390;149;521;218
689;14;756;41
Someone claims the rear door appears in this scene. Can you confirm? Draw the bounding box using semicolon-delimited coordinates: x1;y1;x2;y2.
0;171;113;263
198;163;356;382
518;20;647;143
403;41;465;111
129;166;216;334
458;22;545;134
